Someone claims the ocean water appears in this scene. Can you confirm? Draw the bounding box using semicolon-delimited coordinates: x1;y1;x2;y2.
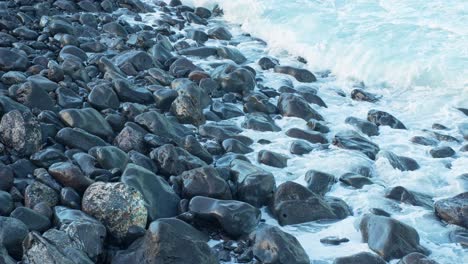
144;1;467;263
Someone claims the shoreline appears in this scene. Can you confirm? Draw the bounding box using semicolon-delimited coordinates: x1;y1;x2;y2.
0;0;466;263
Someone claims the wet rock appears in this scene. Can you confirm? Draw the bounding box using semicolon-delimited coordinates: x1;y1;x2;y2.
345;116;379;136
179;46;217;57
252;224;309;264
456;107;468;117
89;146;128;171
113;50;155;75
339;173;373;189
244;92;278;114
135;111;193;146
171;94;206;125
153;88;178;111
30;148;68;168
0;166;14;191
114;122;147;153
48;19;75;35
49;162;93;193
397;252;439;264
0;48;28;71
0;110;42;156
0;95;30;114
286;128;327;144
222;138;253;154
360;214;428;260
211;101;244;119
122;164;180;221
236;167;276;207
272;181;341;226
306;119;330;133
211;64;255;95
10;207;51;232
305;170;336;196
458;123;468;140
0;246;15;263
88;83;120;110
333;130;380;160
113;79;153;104
183;135;213;164
180;166;232;199
410;136;438;146
351;89;381;102
0;191;13;216
217;46;247;64
14;81;55;111
59;108;113;138
82;182;147;240
434;192;467;228
0;216;28;259
112;218;217;264
320;236;350;245
242;112;280;131
60;187;81;209
208;26;232;40
150;144;207;176
367;109;407;129
24;181;59;208
385;186;433;209
274;65;316;82
103;21;128;37
169;57;202;78
258;150;288;168
431;131;459;143
289;140;314;155
56;128;108;152
189;196;260;238
1;71;26;85
278;93;324;121
333;252;386;264
56;87;83;108
258;56;279;70
429;146;455;158
377;151;420;171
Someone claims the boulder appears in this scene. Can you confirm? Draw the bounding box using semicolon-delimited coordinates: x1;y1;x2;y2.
180;166;232;199
333;130;380;160
367;110;406;129
0;110;42;156
278;93;323;121
434;192;467;228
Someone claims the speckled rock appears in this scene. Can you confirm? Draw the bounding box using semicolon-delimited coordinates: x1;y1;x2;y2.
0;110;42;156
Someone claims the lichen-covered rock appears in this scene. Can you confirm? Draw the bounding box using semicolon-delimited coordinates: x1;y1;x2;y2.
0;110;42;156
81;182;147;239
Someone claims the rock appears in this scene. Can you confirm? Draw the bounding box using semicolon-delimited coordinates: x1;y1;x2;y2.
88;83;120;110
432;131;459;143
60;219;107;261
211;101;244;119
290;140;314;155
258;57;279;70
306;120;329;133
339;173;373;189
0;166;14;191
397;252;439;264
360;214;427;260
377;151;420;171
286;128;328;144
169;57;202;78
333;252;386;264
183;135;213;164
333;130;380;160
410;136;438;146
14;81;55;111
242;112;280;132
345;116;379;136
112;218;217;264
59;108;113;138
60;187;81;209
244;92;278;114
429;146;455;158
122;164;180;221
150;144;207;176
208;26;232;40
258;150;288;168
222;138;253;154
272;181;341;225
189;196;260;237
0;48;28;71
278;93;324;121
434;192;467;228
49;162;93;193
59;45;87;62
24;181;59;208
113;79;154;104
56;87;83;108
0;216;28;259
368;110;406;129
113;51;155;75
171;94;205;126
385;186;433;209
180;166;231;199
320;236;350;245
30;148;68;168
10;207;51;232
211;64;255;95
135;111;193;146
48;19;75;35
237;168;276;207
82;182;147;240
0;191;13;216
89;146;128;171
217;46;247;64
351;89;381;102
56;128;108;152
305;170;336;195
252;224;309;264
102;21;127;37
114;122;147;153
274;65;316;82
179;46;217;57
153;88;178;111
0;110;42;156
0;95;30;114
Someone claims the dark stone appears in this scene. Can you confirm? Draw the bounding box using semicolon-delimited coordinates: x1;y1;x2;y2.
0;216;29;259
180;166;232;199
48;19;75;35
242;112;280;132
320;236;350;245
89;146;128;171
88;83;120;110
195;7;212;18
410;136;438;146
14;81;55;111
370;208;391;217
360;214;428;260
169;57;202;78
171;94;206;126
222;138;253;154
24;181;59;208
368;109;407;129
211;64;255;95
189;196;261;238
432;131;459;143
236;166;276;207
30;148;68;168
59;108;113;138
278;93;324;121
102;22;128;37
332;130;380;160
252;224;309;264
114;122;147;153
56;87;83;108
243;92;278;114
306;119;329;133
122;164;180;221
10;207;51;232
153;88;178;111
434;192;467;228
56;128;108;152
150;144;207;176
0;96;30;114
378;151;420;171
305;170;336;195
211;101;244;119
60;187;81;209
339;173;373;189
183;135;213;164
0;191;13;216
333;252;386;264
429;146;455;158
113;79;154;104
217;46;247;64
290;140;314;155
258;57;279;70
208;26;232;40
345;116;379;136
286;128;327;144
0;110;42;156
274;66;316;82
397;252;439;264
0;48;28;71
257;150;288;168
385;186;433;208
0;166;14;191
187;30;208;43
178;46;218;57
456;108;468;117
113;50;155;75
49;162;93;193
351;89;381;102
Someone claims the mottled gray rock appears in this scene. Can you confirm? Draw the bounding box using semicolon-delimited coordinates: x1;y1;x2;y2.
434;192;467;229
150;144;207;176
0;110;42;156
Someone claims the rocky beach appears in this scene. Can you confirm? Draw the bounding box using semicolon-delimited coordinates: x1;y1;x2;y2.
0;0;466;263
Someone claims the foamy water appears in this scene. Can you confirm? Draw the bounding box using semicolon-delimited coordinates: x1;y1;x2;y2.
143;1;467;263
